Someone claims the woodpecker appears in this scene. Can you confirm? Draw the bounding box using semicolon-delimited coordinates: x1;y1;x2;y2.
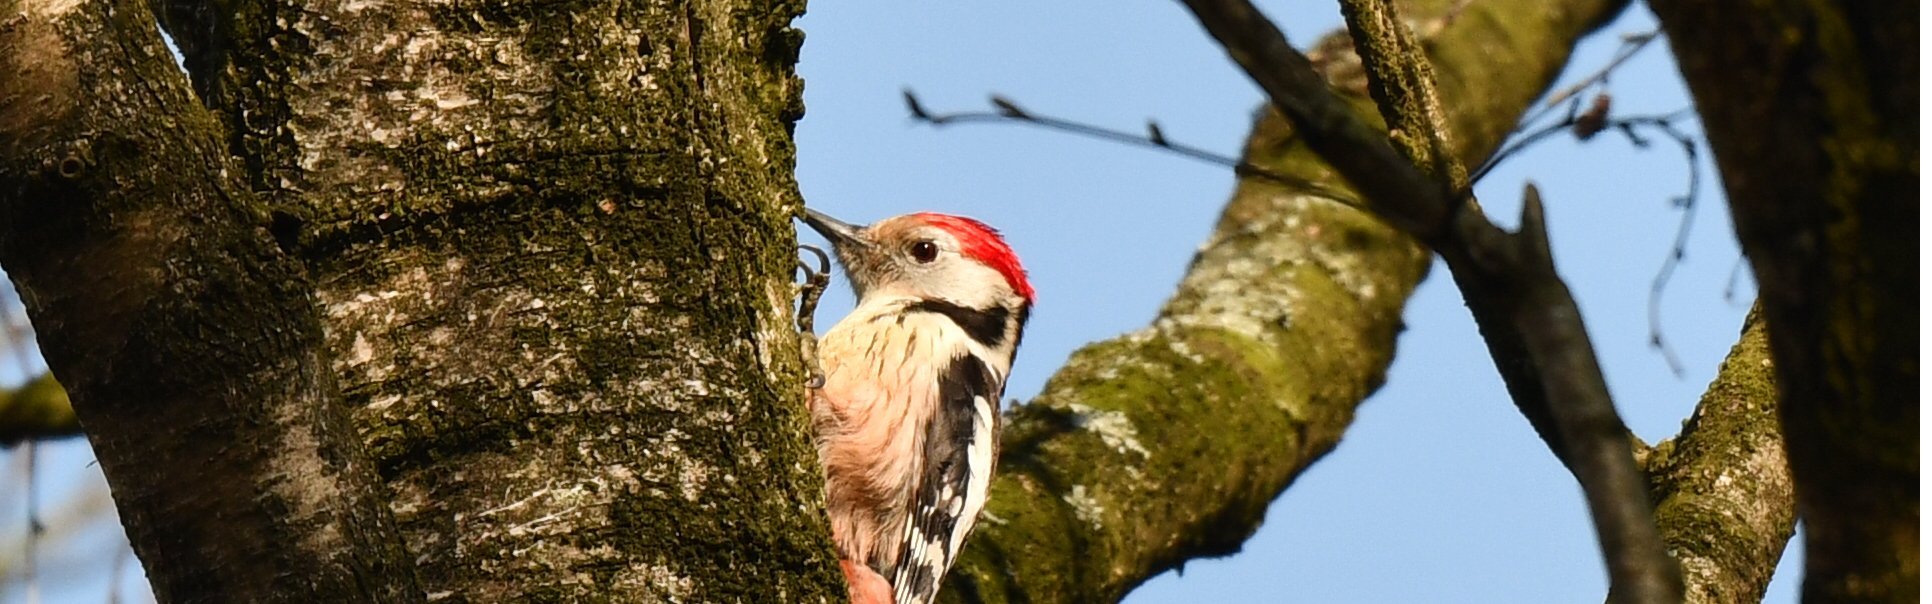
798;208;1033;604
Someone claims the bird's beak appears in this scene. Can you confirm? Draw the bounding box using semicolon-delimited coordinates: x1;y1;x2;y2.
799;207;870;249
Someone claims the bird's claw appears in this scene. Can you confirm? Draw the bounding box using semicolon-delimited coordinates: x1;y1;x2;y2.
797;243;831;283
795;244;832;389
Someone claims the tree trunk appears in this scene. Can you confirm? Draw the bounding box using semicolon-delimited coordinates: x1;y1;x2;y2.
0;0;418;597
0;0;841;600
1648;1;1918;601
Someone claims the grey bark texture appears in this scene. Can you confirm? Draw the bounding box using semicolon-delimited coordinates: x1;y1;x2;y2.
1643;308;1795;604
1;0;842;600
0;0;418;598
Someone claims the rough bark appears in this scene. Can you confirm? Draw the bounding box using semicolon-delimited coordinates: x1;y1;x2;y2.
198;0;836;599
4;0;838;600
0;0;418;599
940;1;1633;601
1647;2;1918;601
1643;308;1795;604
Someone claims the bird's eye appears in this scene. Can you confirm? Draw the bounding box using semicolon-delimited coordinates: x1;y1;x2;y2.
909;241;939;264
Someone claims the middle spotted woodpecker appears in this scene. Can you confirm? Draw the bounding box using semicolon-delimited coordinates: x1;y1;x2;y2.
798;208;1032;604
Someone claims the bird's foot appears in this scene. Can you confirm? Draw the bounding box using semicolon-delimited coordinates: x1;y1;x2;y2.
795;244;832;389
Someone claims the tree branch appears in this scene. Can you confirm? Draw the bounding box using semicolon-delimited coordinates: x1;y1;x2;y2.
0;374;77;445
1643;307;1796;604
1172;0;1454;243
900;91;1356;205
0;0;419;598
1177;0;1679;600
940;0;1633;600
1336;0;1466;189
1476;86;1706;379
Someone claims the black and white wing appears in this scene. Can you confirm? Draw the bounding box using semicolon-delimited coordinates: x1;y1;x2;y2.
889;353;1002;604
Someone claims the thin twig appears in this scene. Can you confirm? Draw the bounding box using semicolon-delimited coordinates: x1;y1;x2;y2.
24;440;42;604
1179;0;1461;241
1473;98;1704;377
907;84;1705;384
1630;115;1702;378
1472;29;1715;377
1512;30;1660;141
903;90;1358;204
1471;104;1693;183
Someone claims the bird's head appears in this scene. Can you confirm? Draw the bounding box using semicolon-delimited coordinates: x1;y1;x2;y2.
800;208;1034;311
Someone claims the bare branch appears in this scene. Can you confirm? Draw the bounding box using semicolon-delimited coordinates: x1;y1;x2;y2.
1471;104;1696;182
1464;27;1708;379
1472;98;1706;377
901;91;1354;203
1338;0;1465;188
1632;116;1703;377
1174;0;1456;242
1524;30;1661;136
1177;0;1680;600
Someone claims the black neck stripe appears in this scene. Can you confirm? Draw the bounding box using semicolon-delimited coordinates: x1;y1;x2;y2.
909;300;1012;349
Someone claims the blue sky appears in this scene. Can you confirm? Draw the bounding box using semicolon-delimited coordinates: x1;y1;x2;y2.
4;2;1800;603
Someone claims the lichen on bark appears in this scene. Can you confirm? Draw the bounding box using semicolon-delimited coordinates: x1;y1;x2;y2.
1643;308;1795;604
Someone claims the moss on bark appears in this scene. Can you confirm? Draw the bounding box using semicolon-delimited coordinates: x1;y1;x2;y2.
1645;309;1795;604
